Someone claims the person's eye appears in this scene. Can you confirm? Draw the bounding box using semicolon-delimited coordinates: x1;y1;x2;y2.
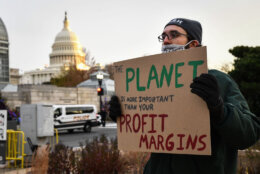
161;33;167;39
170;31;178;38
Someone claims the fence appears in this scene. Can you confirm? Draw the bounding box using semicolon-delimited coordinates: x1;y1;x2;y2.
49;128;59;150
5;128;59;168
6;130;26;168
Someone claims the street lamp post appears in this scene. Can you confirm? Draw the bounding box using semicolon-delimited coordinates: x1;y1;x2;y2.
97;72;104;112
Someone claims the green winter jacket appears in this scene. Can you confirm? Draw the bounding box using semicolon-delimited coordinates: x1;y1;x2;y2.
143;69;260;174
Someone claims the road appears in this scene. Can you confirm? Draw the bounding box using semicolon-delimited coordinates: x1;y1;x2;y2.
58;122;117;147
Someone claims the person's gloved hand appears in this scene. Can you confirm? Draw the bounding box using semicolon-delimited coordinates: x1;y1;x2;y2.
190;73;225;124
108;95;122;122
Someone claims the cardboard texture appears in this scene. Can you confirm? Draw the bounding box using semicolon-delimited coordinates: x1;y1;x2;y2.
114;47;211;155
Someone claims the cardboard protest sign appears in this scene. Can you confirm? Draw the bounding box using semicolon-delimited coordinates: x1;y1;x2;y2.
113;46;211;155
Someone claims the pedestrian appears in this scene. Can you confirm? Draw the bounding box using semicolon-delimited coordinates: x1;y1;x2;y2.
109;18;260;174
100;107;107;127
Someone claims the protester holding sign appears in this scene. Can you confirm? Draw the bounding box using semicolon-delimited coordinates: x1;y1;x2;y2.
109;18;260;174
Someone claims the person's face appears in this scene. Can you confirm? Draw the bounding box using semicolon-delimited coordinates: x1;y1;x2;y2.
162;25;189;45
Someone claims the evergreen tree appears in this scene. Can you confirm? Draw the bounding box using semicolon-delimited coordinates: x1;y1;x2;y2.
228;46;260;116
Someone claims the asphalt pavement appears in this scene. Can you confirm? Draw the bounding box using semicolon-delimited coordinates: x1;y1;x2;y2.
58;122;117;147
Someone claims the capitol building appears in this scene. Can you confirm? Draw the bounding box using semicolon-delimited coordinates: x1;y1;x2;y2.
20;13;89;84
1;13;114;110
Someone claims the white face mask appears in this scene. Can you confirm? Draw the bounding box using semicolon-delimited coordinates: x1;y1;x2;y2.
161;40;195;53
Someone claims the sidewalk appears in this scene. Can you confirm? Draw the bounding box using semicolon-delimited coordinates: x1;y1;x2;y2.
99;122;117;128
0;167;31;174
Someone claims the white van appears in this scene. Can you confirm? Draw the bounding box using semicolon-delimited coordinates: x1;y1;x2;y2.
53;105;100;133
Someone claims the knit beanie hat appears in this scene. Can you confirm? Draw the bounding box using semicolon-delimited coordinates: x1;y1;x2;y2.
164;18;202;44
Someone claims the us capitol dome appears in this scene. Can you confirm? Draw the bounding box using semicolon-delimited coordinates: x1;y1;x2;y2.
49;12;86;69
20;12;88;84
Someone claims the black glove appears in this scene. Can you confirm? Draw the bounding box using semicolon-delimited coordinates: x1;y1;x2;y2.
108;95;122;122
190;73;225;124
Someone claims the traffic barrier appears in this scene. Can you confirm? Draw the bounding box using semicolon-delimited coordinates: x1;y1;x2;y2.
49;128;59;149
6;130;26;168
55;128;59;144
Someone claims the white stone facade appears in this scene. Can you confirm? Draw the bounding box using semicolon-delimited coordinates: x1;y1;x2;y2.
19;67;59;84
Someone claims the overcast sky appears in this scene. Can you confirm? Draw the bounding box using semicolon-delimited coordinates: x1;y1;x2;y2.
1;0;259;72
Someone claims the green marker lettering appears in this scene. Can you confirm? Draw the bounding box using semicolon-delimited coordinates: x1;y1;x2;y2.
175;62;184;88
126;68;135;92
147;65;160;89
160;64;174;88
188;60;204;79
136;68;146;91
